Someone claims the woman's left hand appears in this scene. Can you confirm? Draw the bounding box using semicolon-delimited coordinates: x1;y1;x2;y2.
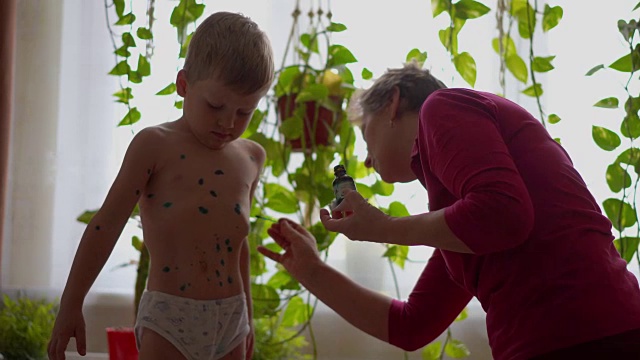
258;219;323;282
320;189;392;243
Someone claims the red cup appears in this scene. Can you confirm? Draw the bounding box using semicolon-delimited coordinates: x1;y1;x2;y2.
106;327;138;360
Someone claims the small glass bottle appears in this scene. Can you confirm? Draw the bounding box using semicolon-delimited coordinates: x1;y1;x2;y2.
332;164;357;205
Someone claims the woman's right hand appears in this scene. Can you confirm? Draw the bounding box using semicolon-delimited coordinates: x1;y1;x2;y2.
258;219;322;282
47;306;86;360
320;189;392;244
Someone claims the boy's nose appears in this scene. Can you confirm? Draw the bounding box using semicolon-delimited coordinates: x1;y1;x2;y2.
217;115;236;129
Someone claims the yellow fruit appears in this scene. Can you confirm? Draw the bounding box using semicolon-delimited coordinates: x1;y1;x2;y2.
321;70;343;96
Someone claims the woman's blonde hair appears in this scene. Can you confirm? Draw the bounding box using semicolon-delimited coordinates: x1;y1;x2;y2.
183;12;275;94
349;62;447;124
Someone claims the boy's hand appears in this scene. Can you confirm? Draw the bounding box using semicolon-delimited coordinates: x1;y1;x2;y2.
245;324;254;360
48;307;86;360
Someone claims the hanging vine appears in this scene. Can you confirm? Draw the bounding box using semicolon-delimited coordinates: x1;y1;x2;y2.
431;0;563;132
587;2;640;273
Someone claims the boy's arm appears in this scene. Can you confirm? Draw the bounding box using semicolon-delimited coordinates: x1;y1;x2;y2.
243;139;266;358
50;127;159;358
240;239;253;358
59;128;159;308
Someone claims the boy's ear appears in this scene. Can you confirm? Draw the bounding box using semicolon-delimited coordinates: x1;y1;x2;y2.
176;69;188;97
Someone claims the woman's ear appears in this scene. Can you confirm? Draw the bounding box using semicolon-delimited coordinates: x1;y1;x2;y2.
176;69;188;97
388;86;402;122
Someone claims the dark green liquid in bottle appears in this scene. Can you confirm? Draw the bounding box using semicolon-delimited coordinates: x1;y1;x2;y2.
332;164;357;205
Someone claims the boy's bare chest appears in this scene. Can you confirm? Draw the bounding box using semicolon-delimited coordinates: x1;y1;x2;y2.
140;146;257;226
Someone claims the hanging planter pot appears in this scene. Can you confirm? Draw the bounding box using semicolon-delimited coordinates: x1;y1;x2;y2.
106;327;138;360
277;93;343;152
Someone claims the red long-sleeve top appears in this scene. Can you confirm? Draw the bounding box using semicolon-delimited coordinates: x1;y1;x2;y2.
388;88;640;359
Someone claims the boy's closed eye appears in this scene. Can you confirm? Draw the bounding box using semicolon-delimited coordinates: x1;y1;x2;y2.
208;103;253;116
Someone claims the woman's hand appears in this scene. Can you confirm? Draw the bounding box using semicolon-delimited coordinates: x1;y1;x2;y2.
258;219;322;282
259;217;394;343
320;189;392;243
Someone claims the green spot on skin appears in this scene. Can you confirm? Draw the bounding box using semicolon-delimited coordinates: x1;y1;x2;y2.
198;206;209;214
162;266;170;273
147;194;155;199
210;190;217;197
220;259;225;266
234;204;241;215
198;178;204;185
163;202;172;208
227;247;232;252
227;276;233;284
180;284;186;291
180;154;186;159
225;238;230;245
95;225;101;230
219;281;223;287
215;169;224;175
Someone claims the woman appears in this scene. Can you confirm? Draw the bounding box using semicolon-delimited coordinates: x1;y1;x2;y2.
257;63;640;359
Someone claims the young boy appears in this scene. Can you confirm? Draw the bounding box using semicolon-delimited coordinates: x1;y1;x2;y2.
48;11;274;360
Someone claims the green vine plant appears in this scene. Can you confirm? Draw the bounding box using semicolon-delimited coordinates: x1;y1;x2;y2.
431;0;563;135
242;2;409;358
587;2;640;275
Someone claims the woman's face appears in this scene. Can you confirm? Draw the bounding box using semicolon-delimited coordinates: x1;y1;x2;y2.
361;109;418;183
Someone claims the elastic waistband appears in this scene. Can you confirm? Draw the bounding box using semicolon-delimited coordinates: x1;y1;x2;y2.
142;290;245;306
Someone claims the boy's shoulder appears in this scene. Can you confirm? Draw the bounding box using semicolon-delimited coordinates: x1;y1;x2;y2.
131;123;171;141
232;138;266;162
131;121;185;144
124;123;183;159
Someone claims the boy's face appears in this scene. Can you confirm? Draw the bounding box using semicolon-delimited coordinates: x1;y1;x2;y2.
177;70;267;150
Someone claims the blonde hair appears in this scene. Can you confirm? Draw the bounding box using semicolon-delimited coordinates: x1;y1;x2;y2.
348;62;447;125
183;12;275;94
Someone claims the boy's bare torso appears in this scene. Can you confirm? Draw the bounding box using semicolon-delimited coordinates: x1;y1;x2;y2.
138;120;260;300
